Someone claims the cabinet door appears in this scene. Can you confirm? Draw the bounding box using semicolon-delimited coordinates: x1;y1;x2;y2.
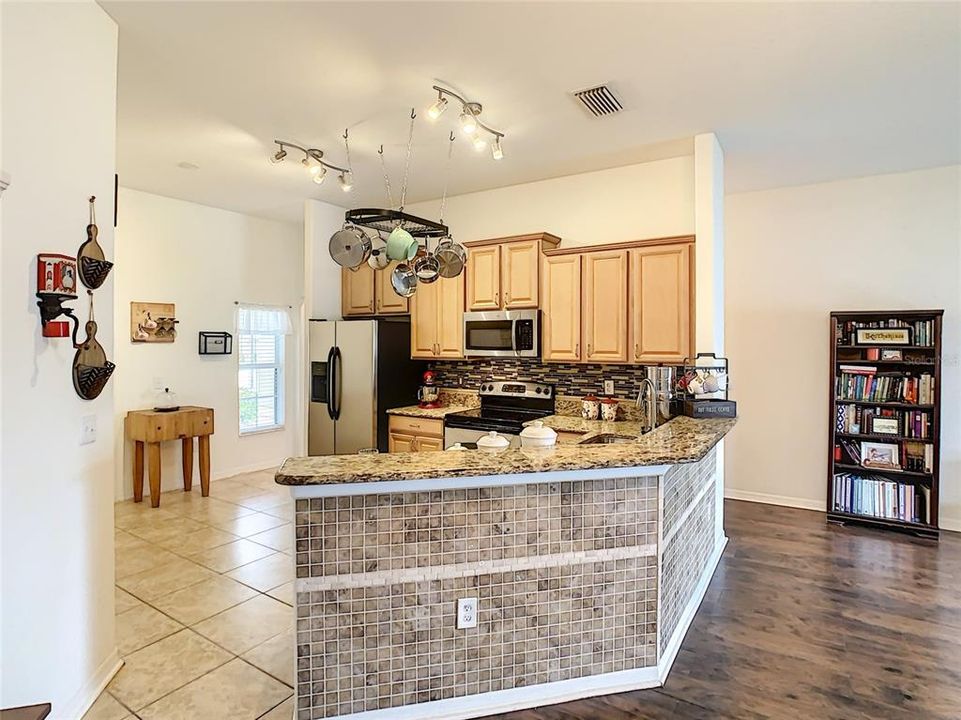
388;432;416;453
342;265;375;316
409;278;439;358
541;254;582;362
436;274;465;358
501;240;539;308
415;436;443;452
375;262;409;315
466;245;501;310
582;250;629;363
629;244;693;363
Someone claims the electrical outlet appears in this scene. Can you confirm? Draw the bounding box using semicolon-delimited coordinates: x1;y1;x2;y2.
456;597;478;629
603;380;614;395
80;415;97;445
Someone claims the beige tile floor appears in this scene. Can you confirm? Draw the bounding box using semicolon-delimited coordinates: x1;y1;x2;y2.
84;468;294;720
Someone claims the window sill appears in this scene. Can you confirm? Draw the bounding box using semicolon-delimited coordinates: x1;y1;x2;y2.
239;424;286;437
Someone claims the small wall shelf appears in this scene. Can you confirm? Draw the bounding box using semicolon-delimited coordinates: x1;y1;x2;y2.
827;310;942;540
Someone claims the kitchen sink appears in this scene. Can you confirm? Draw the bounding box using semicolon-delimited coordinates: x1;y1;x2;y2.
578;433;638;445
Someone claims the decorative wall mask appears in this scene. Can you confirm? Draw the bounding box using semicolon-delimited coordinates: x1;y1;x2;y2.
77;196;113;289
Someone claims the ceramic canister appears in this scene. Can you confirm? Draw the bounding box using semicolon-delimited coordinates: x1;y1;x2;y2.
581;394;600;420
600;397;618;422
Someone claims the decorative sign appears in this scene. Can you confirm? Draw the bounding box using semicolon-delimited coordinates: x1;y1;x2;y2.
870;418;900;436
131;302;177;343
855;328;912;346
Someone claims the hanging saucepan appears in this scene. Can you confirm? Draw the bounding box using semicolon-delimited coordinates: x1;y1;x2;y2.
390;263;417;297
367;232;390;270
435;235;468;278
413;237;440;284
329;225;371;269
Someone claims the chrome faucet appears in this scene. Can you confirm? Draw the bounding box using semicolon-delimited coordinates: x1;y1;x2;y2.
636;378;657;434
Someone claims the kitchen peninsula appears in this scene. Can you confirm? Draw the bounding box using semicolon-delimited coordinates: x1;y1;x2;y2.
276;416;734;720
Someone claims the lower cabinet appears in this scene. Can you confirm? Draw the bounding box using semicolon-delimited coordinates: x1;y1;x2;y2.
387;416;444;452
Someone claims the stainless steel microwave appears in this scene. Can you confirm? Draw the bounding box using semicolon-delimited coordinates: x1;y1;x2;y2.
463;310;539;358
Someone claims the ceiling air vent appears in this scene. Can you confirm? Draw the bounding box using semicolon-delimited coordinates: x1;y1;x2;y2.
572;84;623;117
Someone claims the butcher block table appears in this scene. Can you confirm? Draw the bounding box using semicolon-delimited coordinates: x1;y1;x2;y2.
125;406;214;507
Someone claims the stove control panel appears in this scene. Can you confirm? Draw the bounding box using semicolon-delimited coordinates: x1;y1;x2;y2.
479;381;553;398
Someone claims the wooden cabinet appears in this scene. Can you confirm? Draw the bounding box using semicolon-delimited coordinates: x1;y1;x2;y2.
342;264;408;317
500;239;540;308
541;255;582;361
629;243;693;363
375;262;409;315
342;264;375;316
387;416;444;452
466;245;501;310
582;249;629;363
465;233;561;311
410;274;464;359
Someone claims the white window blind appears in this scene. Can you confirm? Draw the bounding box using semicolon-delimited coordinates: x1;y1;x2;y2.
237;305;290;434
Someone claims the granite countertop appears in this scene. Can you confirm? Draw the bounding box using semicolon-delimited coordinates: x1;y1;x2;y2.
527;414;645;441
276;416;736;485
386;404;473;419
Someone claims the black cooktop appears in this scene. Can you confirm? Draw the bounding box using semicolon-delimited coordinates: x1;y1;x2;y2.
444;380;555;434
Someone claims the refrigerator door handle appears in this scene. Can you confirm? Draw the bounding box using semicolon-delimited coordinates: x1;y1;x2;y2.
326;346;336;420
331;346;343;421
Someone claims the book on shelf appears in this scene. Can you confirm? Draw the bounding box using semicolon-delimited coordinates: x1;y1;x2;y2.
832;472;928;524
835;403;932;439
835;370;935;404
835;318;936;347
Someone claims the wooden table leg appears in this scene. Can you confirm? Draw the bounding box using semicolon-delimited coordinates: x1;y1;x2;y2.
182;437;194;491
147;442;162;508
198;435;211;497
133;441;144;503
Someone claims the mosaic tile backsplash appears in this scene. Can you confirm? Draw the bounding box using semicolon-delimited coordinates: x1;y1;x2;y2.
430;358;649;399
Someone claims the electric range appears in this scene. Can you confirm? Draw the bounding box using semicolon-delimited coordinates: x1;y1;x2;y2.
443;380;555;449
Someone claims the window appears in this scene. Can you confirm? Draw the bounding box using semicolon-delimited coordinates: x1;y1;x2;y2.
237;305;290;434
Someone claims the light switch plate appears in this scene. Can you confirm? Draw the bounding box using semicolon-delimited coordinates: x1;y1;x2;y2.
81;415;97;445
603;380;614;395
456;597;478;629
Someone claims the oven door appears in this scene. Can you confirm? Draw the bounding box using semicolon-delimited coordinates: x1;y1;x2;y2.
463;310;539;358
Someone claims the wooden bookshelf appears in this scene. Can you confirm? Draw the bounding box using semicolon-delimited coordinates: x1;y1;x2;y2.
827;310;942;540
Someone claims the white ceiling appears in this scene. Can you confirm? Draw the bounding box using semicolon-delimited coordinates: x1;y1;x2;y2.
102;1;961;224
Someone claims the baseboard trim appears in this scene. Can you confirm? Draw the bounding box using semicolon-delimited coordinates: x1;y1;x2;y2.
118;459;286;501
55;648;123;720
724;488;823;512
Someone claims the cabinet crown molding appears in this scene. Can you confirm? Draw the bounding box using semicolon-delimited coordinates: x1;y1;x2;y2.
543;234;695;256
464;232;562;249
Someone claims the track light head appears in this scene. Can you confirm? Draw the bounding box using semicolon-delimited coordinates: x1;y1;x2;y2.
459;110;478;135
471;135;487;152
427;96;448;121
491;136;504;160
312;166;327;185
338;172;353;192
270;148;287;164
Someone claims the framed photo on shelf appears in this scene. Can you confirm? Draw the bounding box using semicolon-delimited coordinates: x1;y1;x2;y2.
870;417;899;436
855;327;912;346
861;441;900;469
880;349;903;360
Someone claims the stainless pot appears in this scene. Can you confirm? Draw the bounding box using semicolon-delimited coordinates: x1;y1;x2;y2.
390;263;417;297
435;236;467;278
329;225;371;269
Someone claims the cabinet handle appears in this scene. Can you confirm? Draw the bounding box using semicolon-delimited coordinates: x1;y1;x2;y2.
587;343;592;356
634;343;639;360
505;291;510;304
575;343;579;357
494;292;499;305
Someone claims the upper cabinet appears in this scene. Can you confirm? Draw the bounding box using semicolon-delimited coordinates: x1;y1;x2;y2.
541;237;695;365
341;263;408;317
629;243;693;363
465;233;561;311
410;273;465;359
541;254;582;362
582;249;629;363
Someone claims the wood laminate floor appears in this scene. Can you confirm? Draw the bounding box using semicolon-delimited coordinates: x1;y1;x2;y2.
486;500;961;720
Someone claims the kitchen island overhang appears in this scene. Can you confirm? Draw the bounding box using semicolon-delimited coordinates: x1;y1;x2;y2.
278;417;734;720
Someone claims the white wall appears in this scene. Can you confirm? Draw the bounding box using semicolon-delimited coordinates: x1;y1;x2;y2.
405;156;695;247
113;189;304;500
724;165;961;530
305;198;348;319
1;3;121;716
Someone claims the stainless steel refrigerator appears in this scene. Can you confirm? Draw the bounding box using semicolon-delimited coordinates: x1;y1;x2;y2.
308;317;425;455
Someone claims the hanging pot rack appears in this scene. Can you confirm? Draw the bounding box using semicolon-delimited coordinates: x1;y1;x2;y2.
344;208;448;239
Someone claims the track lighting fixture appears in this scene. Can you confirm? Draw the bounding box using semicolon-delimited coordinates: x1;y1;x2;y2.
427;85;505;160
269;140;352;190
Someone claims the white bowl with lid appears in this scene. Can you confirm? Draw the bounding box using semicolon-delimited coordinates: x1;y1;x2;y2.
519;420;557;448
476;431;511;451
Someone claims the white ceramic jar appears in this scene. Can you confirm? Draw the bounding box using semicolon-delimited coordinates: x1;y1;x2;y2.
581;394;600;420
476;431;510;451
600;397;618;422
519;420;558;448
